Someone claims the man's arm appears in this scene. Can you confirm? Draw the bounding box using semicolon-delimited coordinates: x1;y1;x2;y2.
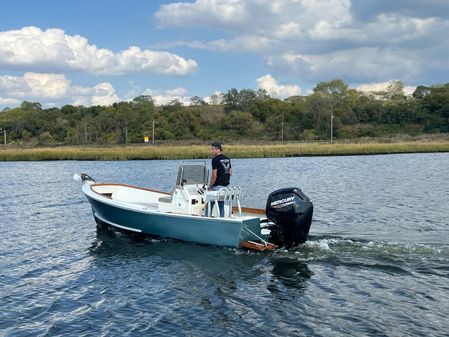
209;169;217;190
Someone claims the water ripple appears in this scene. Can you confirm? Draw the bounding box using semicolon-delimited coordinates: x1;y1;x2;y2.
2;155;449;336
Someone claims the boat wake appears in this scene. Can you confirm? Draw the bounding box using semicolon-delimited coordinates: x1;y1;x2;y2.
269;235;449;278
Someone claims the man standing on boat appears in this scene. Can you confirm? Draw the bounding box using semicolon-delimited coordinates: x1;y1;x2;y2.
207;142;232;217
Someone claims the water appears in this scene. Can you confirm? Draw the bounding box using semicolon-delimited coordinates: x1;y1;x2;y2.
1;153;448;336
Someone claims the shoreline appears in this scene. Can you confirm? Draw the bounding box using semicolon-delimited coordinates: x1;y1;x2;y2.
1;139;449;161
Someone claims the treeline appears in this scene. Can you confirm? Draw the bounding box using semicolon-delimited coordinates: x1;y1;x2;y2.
1;79;448;145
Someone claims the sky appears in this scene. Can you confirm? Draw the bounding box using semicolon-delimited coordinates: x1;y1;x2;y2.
1;0;449;109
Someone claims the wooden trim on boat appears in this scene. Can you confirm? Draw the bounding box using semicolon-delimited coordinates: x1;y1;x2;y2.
90;183;171;198
234;206;266;215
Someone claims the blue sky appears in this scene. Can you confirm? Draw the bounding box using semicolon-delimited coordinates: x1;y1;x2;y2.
1;0;449;108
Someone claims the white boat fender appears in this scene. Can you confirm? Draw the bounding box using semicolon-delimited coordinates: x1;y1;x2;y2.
73;173;96;182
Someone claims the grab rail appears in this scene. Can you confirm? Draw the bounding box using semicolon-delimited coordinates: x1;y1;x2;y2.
204;186;243;218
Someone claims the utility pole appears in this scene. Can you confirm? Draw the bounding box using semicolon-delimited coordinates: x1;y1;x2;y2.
281;122;284;142
152;120;157;145
330;113;334;142
0;128;5;145
281;112;284;142
125;124;128;144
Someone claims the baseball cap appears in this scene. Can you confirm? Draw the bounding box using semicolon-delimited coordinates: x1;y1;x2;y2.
211;142;222;150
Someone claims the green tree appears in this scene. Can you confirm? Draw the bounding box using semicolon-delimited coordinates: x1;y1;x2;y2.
421;85;449;131
223;88;265;113
133;95;154;105
38;131;55;145
190;96;206;106
412;85;431;99
219;111;262;138
307;79;357;138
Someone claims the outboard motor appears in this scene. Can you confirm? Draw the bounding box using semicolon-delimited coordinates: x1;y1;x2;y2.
266;187;313;248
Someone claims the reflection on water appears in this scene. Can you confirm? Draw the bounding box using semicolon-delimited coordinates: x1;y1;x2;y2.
269;259;313;291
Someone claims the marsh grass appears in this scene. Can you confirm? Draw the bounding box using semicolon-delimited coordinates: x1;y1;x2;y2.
1;139;449;161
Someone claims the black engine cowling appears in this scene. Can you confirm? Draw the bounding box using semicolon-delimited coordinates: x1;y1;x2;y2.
266;187;313;248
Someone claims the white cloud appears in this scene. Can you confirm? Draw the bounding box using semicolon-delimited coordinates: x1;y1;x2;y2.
256;74;301;98
23;73;70;98
155;0;446;46
0;72;120;108
72;82;121;107
155;0;449;87
154;35;275;53
0;26;197;75
356;81;416;96
203;91;224;104
156;0;352;39
0;97;20;107
199;35;274;52
268;48;422;83
156;0;247;29
140;88;226;106
0;72;200;109
142;87;191;106
155;0;353;52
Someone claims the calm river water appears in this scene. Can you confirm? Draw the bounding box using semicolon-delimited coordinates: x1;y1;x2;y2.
1;153;448;336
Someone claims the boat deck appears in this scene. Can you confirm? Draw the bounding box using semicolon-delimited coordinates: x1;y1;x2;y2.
130;201;159;209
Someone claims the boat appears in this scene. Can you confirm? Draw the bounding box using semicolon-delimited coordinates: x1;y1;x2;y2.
74;162;313;251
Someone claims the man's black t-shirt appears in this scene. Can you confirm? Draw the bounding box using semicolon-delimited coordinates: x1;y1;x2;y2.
212;154;231;186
